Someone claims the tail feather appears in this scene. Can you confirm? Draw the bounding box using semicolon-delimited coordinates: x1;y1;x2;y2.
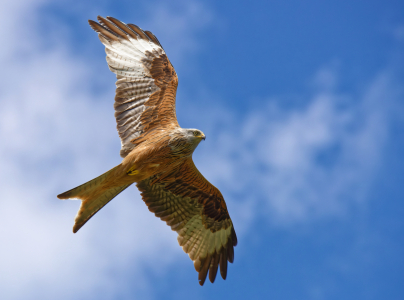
58;166;131;233
57;166;120;200
72;184;130;233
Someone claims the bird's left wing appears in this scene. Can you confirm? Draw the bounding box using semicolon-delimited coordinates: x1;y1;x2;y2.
89;16;179;157
136;158;237;286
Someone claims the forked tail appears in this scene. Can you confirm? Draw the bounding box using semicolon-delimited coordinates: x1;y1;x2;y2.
58;166;131;233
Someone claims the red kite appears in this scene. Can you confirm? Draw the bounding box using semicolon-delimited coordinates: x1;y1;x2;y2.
58;16;237;286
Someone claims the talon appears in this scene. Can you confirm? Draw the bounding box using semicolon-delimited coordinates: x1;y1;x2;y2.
127;166;139;176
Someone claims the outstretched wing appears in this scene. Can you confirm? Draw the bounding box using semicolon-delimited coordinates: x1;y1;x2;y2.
89;16;179;157
136;158;237;286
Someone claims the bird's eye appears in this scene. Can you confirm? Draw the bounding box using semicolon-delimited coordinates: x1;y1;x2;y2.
193;131;199;136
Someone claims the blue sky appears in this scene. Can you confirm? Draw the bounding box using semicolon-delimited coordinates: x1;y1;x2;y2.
0;0;403;299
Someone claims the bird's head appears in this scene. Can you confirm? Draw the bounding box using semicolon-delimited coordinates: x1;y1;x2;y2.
185;128;206;143
169;128;206;154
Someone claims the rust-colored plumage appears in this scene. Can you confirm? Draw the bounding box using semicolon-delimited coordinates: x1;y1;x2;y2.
58;16;237;285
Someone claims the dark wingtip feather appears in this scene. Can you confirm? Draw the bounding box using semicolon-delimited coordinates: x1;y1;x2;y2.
88;19;98;30
127;24;151;41
88;19;119;41
106;16;139;39
232;227;238;246
97;16;130;40
227;244;234;263
219;248;228;280
198;255;211;286
208;252;220;283
144;31;163;48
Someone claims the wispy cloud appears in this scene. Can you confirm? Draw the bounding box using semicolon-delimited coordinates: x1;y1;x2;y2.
1;0;402;298
142;0;213;63
196;67;401;228
0;0;214;299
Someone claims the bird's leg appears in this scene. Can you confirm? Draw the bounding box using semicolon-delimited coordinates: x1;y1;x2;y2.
126;165;139;176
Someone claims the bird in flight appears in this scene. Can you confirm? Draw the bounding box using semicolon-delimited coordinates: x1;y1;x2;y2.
57;16;237;286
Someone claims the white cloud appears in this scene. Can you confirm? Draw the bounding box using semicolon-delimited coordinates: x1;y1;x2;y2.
0;0;402;298
0;0;214;299
196;68;400;227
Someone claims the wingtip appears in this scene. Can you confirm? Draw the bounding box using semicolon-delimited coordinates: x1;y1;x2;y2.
88;19;99;31
106;16;117;22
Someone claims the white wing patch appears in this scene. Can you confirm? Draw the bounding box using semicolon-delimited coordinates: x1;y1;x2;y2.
89;17;166;157
178;216;232;261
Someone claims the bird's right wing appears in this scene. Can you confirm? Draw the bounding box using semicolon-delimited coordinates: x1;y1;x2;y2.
89;16;179;157
136;158;237;286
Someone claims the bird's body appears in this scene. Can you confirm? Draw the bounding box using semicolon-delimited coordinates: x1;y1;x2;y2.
58;16;237;286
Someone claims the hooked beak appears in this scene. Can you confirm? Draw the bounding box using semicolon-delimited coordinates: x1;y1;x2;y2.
201;134;206;140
